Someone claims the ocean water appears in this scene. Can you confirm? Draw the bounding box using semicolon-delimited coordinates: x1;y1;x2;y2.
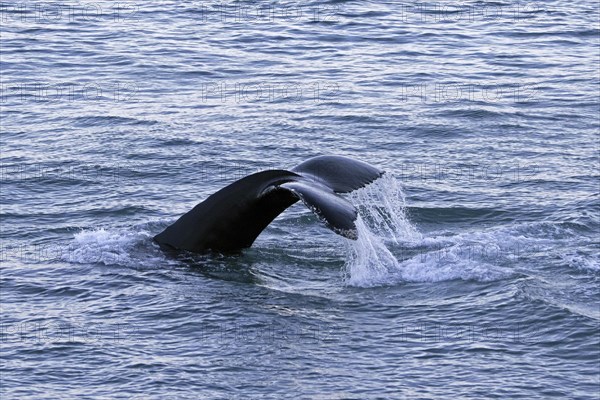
1;1;599;398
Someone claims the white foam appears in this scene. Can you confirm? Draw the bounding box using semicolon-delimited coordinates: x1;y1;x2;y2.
64;226;165;267
396;244;512;283
343;175;516;287
560;251;600;272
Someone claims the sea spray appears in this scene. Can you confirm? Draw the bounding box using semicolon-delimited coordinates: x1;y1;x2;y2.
343;174;518;285
343;215;401;286
343;174;421;286
351;173;421;244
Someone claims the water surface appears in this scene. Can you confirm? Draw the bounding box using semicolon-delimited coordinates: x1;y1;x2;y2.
1;1;599;398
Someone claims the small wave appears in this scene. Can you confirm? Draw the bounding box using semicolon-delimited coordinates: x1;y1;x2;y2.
72;115;158;128
408;206;507;224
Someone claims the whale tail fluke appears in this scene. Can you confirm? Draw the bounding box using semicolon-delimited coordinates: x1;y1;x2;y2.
291;155;383;193
154;156;384;253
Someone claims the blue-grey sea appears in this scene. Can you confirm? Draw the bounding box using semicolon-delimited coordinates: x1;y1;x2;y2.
1;1;599;399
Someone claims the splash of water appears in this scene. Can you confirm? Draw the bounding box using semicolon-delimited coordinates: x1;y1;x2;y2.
65;226;167;268
350;173;421;244
342;174;534;286
343;174;422;287
343;216;401;286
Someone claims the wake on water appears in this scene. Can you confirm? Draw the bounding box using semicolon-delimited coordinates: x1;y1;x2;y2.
66;174;592;287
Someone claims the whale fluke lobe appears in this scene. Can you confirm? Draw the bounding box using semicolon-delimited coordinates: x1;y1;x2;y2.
291;155;383;193
279;180;358;239
154;156;384;253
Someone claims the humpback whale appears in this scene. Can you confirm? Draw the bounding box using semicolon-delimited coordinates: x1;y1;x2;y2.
154;155;383;253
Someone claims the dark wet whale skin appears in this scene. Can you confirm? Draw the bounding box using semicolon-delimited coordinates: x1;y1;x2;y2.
153;156;383;252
